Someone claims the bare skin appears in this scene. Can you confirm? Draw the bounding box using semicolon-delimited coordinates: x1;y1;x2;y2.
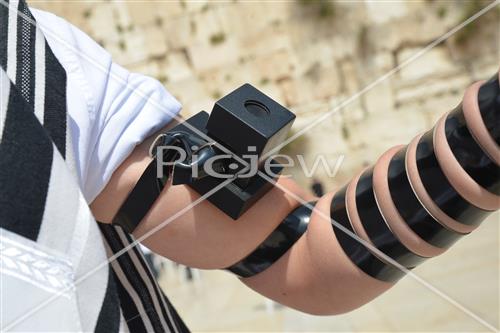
90;77;498;314
91;122;405;314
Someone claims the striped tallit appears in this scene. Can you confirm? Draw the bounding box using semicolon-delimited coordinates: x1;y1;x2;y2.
0;0;188;331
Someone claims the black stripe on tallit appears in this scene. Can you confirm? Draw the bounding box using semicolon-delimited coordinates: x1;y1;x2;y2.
102;225;166;332
43;40;67;157
95;265;121;333
99;224;149;333
124;231;178;333
0;0;9;70
15;0;36;108
0;80;52;240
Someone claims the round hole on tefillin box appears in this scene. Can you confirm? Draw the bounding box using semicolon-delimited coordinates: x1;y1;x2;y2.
244;100;270;117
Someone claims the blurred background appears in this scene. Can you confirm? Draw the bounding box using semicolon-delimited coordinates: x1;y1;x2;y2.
32;0;499;331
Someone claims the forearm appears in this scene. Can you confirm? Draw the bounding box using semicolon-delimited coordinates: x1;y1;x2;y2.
91;73;499;315
240;74;500;314
90;123;312;268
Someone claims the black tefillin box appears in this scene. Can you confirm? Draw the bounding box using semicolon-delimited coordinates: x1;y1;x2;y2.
169;84;295;219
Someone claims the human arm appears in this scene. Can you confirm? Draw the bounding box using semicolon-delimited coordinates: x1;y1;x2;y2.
91;73;500;315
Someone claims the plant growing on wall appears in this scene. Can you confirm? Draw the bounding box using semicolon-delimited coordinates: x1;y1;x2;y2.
297;0;336;19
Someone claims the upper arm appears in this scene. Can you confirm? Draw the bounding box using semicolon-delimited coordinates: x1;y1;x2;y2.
32;8;182;202
91;129;311;268
90;133;392;316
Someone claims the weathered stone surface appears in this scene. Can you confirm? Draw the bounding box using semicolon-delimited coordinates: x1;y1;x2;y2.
217;2;290;37
141;25;168;58
278;78;313;107
161;52;193;83
338;96;366;124
118;32;148;65
395;74;470;105
417;93;463;127
188;37;240;72
86;4;120;44
254;49;296;81
33;1;498;188
339;60;361;95
347;110;427;152
365;2;409;24
362;80;395;115
397;47;457;81
165;76;211;116
163;15;192;50
183;0;209;14
154;2;185;19
189;8;225;46
127;61;161;80
125;2;158;26
239;26;292;59
369;11;449;52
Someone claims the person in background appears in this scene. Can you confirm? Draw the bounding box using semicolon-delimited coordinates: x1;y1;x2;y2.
140;244;159;279
311;178;325;197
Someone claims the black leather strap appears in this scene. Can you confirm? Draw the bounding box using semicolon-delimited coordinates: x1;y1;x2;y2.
445;105;500;195
388;147;464;248
227;202;316;277
112;131;218;234
416;130;489;226
478;75;500;145
356;168;427;267
330;186;405;282
112;159;167;234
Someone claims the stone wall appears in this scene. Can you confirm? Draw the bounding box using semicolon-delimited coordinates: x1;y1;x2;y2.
31;0;499;190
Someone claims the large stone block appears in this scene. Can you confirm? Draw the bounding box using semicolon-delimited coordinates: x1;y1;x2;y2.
314;65;341;101
125;2;158;26
190;8;225;46
163;15;192;50
126;61;161;80
118;32;149;65
161;52;193;82
347;109;427;151
112;2;132;28
371;52;394;73
339;60;361;95
217;2;290;38
154;2;185;19
258;84;285;105
188;37;240;72
290;100;330;117
288;63;341;103
365;2;408;24
166;76;210;115
369;13;448;52
395;74;470;105
278;78;313;107
416;93;463;127
183;0;209;14
397;47;456;82
254;49;296;81
330;35;358;60
141;25;168;58
87;4;120;44
294;42;336;75
337;96;366;124
470;56;499;81
55;2;95;31
198;60;263;99
362;80;395;115
292;111;348;156
238;26;292;59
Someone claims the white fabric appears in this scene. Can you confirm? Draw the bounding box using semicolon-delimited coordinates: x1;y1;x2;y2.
31;9;182;203
1;228;82;332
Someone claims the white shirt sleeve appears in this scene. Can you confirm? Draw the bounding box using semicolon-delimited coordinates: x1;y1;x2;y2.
31;9;182;202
